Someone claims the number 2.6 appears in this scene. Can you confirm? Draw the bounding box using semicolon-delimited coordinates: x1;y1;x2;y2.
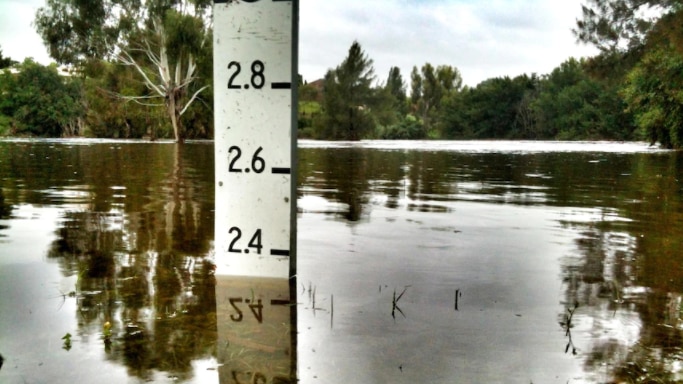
228;146;265;173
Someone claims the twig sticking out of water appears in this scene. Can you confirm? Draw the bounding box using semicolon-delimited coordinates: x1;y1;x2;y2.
330;294;334;329
561;302;578;336
311;285;317;316
392;286;409;319
560;302;579;355
455;289;462;311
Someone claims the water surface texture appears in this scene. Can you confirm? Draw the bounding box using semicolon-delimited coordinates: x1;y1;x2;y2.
0;139;681;383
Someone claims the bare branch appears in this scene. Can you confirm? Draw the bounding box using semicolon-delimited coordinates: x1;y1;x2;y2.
179;85;210;116
118;50;165;97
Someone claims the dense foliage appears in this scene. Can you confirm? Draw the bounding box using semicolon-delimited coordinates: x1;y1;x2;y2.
574;0;683;147
32;0;213;142
0;59;83;137
298;42;638;142
0;47;17;69
1;1;681;145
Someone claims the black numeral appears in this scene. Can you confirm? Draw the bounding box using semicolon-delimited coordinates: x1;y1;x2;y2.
227;61;241;89
229;298;243;321
251;60;265;89
227;227;263;254
251;147;265;173
228;146;265;174
248;229;263;254
248;299;264;323
228;146;242;172
227;60;265;90
228;298;264;324
228;227;242;253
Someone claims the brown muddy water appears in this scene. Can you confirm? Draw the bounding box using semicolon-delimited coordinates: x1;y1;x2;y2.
0;139;682;383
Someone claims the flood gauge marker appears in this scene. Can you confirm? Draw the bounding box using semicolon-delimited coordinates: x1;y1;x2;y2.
214;0;298;278
213;0;298;380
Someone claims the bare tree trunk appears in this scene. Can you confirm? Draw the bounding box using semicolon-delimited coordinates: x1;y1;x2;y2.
116;18;208;144
168;93;183;143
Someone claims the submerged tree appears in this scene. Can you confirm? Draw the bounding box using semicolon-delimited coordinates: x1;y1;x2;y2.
117;10;211;142
35;0;212;142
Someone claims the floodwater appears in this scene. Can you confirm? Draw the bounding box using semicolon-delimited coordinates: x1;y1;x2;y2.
0;139;682;383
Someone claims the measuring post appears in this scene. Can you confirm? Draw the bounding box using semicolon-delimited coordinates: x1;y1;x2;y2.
213;0;298;381
214;0;298;277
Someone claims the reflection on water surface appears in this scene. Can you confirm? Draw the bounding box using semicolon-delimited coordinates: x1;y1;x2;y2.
0;139;681;383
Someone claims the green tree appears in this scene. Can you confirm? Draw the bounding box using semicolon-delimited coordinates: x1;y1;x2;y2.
0;46;16;134
81;61;167;139
574;0;677;52
0;46;17;69
35;0;213;142
622;46;683;148
385;66;407;116
117;10;211;142
409;66;421;111
35;0;118;69
532;58;634;140
575;0;683;147
318;41;376;140
410;63;463;137
0;59;83;137
442;74;534;139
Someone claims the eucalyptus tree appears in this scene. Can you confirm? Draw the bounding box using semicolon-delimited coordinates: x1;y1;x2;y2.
35;0;213;142
117;6;211;142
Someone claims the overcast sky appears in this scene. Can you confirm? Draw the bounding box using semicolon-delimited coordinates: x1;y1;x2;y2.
0;0;598;87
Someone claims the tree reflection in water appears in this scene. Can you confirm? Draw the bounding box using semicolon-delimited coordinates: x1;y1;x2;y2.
45;143;217;381
555;153;683;382
1;141;681;382
300;146;683;382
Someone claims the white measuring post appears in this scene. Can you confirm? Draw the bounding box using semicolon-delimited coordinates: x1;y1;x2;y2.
213;0;298;381
214;0;298;279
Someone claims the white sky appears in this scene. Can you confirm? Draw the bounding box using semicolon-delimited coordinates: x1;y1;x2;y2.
0;0;598;87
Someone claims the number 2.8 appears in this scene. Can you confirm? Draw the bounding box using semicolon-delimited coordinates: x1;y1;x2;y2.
227;60;265;90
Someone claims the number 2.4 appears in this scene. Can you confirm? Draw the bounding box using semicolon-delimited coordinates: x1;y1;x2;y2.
229;298;264;323
228;227;263;254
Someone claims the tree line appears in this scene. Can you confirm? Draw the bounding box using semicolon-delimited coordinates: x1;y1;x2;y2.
0;0;681;147
302;0;683;147
1;0;212;141
298;41;635;142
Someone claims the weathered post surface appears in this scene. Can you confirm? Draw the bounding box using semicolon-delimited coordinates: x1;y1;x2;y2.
213;0;298;381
